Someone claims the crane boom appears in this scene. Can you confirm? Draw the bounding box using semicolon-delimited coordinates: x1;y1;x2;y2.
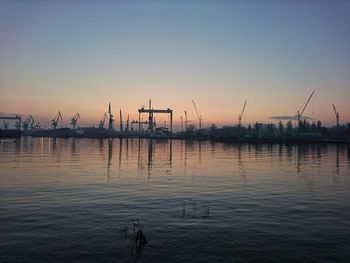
297;90;315;120
238;100;247;128
192;100;202;129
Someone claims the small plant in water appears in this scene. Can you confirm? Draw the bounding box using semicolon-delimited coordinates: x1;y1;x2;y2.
180;201;210;219
181;203;186;219
202;205;210;218
191;201;198;218
119;224;129;238
130;219;148;256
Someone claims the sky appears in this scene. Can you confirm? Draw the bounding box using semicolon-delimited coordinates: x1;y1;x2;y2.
0;0;349;129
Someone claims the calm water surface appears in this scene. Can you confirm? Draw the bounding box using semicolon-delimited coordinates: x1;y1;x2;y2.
1;138;350;262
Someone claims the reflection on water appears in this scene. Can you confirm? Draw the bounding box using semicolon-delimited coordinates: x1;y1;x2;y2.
1;138;350;262
1;138;349;181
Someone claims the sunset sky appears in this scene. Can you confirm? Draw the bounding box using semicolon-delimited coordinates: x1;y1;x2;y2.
1;0;349;129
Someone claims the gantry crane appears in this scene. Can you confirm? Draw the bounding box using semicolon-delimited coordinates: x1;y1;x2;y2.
296;90;315;121
51;111;62;129
192;100;202;129
238;100;247;128
332;104;339;131
70;113;80;129
99;113;107;128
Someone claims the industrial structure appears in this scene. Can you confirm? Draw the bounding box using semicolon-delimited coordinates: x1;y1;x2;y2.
1;95;349;142
296;90;315;122
70;113;80;129
238;100;247;128
119;109;123;133
0;115;21;130
192;100;202;129
23;115;34;131
138;100;173;134
332;104;340;133
108;102;114;130
99;113;107;128
51;111;62;129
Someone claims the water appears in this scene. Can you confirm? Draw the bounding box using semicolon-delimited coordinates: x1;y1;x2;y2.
1;138;350;262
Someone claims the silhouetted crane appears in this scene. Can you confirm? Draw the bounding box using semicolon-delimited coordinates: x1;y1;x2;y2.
70;113;80;129
126;114;130;133
119;108;123;133
51;111;62;129
192;100;202;129
99;113;107;128
238;100;247;128
180;116;183;132
23;114;34;131
108;102;114;130
296;90;315;121
332;104;339;132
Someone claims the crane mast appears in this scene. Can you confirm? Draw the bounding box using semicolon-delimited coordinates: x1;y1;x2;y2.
108;102;114;130
126;114;130;133
119;108;123;133
238;100;247;128
180;116;183;132
192;100;202;129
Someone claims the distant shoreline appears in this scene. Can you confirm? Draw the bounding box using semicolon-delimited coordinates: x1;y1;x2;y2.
1;131;349;145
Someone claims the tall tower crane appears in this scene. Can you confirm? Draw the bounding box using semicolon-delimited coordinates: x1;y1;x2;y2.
238;100;247;128
99;113;107;128
70;113;80;129
296;90;315;121
51;111;62;129
108;102;114;130
148;99;154;133
180;116;183;132
192;100;202;129
332;104;339;131
126;114;130;133
119;108;123;133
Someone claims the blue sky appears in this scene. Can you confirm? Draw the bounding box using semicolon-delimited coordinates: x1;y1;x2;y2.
1;0;349;128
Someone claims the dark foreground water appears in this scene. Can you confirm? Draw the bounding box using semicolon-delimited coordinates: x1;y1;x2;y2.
1;138;350;263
